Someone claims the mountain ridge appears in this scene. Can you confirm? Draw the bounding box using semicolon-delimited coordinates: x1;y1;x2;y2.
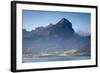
23;18;75;39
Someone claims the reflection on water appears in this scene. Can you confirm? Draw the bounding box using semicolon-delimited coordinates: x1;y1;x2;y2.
22;56;91;63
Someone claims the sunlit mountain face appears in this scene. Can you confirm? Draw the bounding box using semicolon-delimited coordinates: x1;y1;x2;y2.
22;18;91;59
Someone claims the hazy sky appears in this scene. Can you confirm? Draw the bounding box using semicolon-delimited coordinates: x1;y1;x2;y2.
22;10;91;36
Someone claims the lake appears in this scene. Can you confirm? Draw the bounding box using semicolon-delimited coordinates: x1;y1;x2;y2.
22;56;90;63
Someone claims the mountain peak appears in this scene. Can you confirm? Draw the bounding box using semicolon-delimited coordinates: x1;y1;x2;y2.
61;18;68;21
56;18;72;28
60;18;70;22
49;18;74;38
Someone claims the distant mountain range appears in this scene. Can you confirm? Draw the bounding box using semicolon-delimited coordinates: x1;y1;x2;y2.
22;18;91;57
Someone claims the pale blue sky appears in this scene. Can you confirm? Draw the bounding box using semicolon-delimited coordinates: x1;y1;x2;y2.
22;10;91;36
